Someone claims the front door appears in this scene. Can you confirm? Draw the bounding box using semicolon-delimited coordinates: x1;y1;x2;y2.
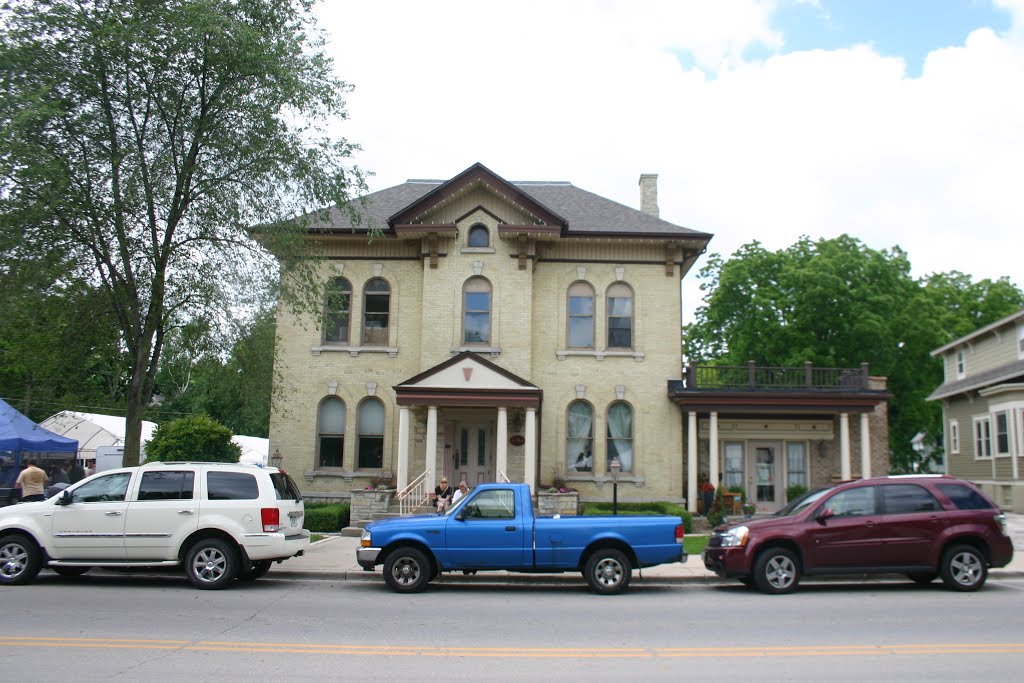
453;423;492;485
747;443;783;513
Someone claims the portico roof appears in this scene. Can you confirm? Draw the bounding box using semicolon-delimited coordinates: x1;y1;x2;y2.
394;352;542;409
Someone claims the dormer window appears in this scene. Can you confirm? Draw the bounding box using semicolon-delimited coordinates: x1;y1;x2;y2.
467;224;489;248
955;349;966;379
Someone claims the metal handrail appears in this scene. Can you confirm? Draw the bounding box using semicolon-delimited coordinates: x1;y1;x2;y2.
396;469;430;516
497;471;510;483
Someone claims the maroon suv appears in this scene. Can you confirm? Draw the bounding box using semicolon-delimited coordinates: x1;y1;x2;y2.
702;475;1014;594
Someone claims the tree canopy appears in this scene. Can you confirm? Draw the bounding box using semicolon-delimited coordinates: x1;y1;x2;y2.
145;414;241;463
683;235;1024;472
0;0;364;463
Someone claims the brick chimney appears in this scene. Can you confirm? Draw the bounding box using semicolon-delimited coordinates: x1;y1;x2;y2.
639;173;659;217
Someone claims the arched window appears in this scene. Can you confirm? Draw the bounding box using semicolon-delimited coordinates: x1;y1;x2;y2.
566;401;593;472
606;401;633;473
362;278;390;346
567;282;594;348
323;277;351;344
318;397;346;468
357;398;385;469
463;277;491;345
606;282;634;349
467;224;489;248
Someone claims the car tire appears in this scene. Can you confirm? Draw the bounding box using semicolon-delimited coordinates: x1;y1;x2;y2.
939;545;987;592
52;566;91;578
0;534;43;586
753;547;801;594
584;548;632;595
383;547;431;593
185;538;239;590
239;560;273;581
907;572;937;585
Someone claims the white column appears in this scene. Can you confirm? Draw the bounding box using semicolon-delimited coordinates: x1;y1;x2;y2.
496;406;508;480
397;406;410;490
524;408;537;494
687;411;698;513
709;411;720;489
840;412;851;480
859;412;871;479
426;406;438;491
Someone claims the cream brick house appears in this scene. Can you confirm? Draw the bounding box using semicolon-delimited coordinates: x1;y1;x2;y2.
929;308;1024;512
269;162;891;513
269;163;712;505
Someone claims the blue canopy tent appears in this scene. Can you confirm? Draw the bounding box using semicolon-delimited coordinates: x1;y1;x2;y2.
1;398;79;501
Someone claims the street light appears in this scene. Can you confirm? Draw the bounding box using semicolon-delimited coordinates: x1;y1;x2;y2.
609;456;621;516
270;448;283;469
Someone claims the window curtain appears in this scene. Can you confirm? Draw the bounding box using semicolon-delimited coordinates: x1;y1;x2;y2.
566;402;593;471
606;403;633;471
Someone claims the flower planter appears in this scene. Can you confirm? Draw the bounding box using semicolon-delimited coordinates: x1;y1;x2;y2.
537;491;579;516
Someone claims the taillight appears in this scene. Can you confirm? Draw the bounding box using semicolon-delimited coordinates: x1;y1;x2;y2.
675;523;685;544
261;508;280;532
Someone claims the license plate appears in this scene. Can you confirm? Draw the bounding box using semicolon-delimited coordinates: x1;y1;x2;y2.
290;517;299;528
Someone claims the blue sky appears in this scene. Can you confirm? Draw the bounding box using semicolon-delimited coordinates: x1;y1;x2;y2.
317;1;1023;321
766;0;1013;76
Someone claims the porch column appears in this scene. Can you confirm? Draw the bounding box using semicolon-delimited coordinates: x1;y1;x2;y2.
860;412;871;479
839;412;851;480
709;411;720;489
687;411;698;514
426;406;438;492
397;406;410;490
524;408;537;493
496;406;508;480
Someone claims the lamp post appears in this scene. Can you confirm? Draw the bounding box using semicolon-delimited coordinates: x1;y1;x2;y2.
609;457;621;516
270;448;283;469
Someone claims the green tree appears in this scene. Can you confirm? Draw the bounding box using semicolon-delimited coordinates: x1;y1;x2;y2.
145;414;241;463
684;235;1023;472
0;0;364;465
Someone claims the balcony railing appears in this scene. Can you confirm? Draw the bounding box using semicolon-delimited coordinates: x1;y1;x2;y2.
682;361;870;391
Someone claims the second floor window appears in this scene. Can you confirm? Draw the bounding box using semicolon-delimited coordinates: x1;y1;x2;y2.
955;350;966;378
323;277;351;344
607;283;633;349
463;277;491;344
467;224;489;247
567;282;594;348
363;278;390;346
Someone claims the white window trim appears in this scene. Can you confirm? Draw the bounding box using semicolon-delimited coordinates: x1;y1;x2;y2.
993;410;1011;457
556;349;645;361
312;345;399;358
948;419;960;454
973;416;992;460
955;349;966;379
1018;324;1024;360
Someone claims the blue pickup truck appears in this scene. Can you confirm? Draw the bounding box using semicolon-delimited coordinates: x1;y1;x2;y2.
357;482;686;594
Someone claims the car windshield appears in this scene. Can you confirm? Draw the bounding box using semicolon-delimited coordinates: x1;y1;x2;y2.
774;487;833;517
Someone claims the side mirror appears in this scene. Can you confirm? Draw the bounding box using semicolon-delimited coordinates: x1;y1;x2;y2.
816;507;834;524
57;489;73;506
454;511;465;522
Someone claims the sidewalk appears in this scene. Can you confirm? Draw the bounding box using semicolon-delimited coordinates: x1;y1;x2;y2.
270;514;1024;586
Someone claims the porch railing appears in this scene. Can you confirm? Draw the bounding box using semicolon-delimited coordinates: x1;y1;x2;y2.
396;469;430;516
682;361;870;391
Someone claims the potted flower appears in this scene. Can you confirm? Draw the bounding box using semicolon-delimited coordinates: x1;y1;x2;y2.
742;502;756;517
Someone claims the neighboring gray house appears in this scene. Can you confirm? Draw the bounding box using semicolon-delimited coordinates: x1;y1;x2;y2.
928;308;1024;513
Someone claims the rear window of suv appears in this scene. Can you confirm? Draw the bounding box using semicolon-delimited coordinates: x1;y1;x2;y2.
270;472;302;501
936;483;993;510
207;471;259;500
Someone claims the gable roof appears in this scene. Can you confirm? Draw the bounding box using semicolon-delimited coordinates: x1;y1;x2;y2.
930;307;1024;356
394;352;542;408
310;163;713;243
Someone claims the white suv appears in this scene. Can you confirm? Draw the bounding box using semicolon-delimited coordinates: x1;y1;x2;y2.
0;461;309;589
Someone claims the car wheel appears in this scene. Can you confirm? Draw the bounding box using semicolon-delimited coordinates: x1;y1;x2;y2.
0;534;42;586
940;545;987;592
185;538;239;590
52;566;91;578
753;547;801;594
383;547;431;593
584;548;632;595
239;560;273;581
907;572;937;585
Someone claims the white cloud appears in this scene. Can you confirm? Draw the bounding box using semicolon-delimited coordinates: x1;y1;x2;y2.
314;1;1024;322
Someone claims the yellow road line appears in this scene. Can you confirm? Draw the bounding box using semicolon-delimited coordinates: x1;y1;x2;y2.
2;637;1023;658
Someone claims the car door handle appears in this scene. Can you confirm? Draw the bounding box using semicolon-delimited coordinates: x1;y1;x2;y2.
178;510;194;515
505;526;517;532
105;511;122;516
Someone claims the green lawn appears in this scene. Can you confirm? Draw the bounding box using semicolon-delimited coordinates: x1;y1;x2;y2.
684;535;708;555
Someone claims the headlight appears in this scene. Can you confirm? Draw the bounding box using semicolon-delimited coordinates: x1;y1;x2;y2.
361;529;372;547
719;525;749;548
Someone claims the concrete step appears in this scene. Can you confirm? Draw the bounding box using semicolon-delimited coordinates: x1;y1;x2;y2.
340;526;364;537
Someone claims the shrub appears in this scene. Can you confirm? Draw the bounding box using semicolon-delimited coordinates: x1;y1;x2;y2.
786;484;808;502
304;503;350;532
145;414;241;463
707;487;727;528
581;501;693;534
